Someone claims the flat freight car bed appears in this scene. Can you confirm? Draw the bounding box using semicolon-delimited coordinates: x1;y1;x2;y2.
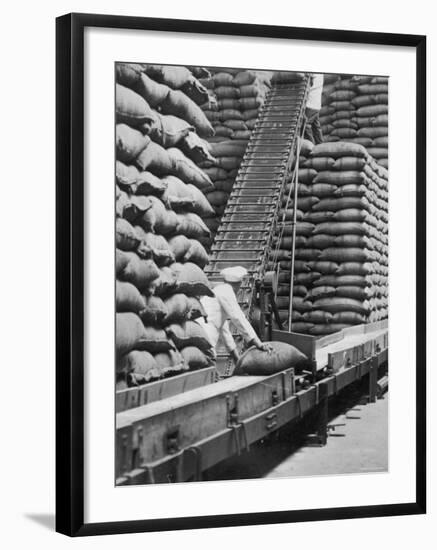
116;321;388;485
273;320;388;373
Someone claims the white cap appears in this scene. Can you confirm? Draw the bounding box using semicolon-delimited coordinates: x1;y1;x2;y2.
220;266;248;283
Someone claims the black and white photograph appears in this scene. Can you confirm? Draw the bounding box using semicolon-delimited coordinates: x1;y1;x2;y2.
114;64;389;486
0;0;430;544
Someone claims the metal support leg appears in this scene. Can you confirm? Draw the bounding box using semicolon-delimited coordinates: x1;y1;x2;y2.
305;382;329;447
368;356;378;403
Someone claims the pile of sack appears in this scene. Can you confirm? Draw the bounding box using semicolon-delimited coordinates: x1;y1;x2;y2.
198;69;273;240
271;140;388;335
115;63;218;388
320;74;388;169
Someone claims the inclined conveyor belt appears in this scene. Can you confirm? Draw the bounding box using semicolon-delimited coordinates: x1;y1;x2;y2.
205;76;310;367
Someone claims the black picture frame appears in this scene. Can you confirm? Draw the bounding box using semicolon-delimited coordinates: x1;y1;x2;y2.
56;12;426;537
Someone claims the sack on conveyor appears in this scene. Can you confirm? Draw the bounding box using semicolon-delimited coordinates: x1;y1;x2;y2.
170;262;214;297
117;350;161;383
234;341;308;376
166;321;212;352
116;84;155;127
116;281;146;313
271;72;305;84
181;346;212;370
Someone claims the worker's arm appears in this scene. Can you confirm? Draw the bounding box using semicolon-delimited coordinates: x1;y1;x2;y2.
216;284;271;351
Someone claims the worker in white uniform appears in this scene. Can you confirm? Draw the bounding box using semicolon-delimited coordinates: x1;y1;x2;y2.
197;266;272;365
304;73;324;145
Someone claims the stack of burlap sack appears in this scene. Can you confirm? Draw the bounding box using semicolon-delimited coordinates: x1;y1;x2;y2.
320;74;388;169
198;68;273;241
271;140;388;335
115;63;218;388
